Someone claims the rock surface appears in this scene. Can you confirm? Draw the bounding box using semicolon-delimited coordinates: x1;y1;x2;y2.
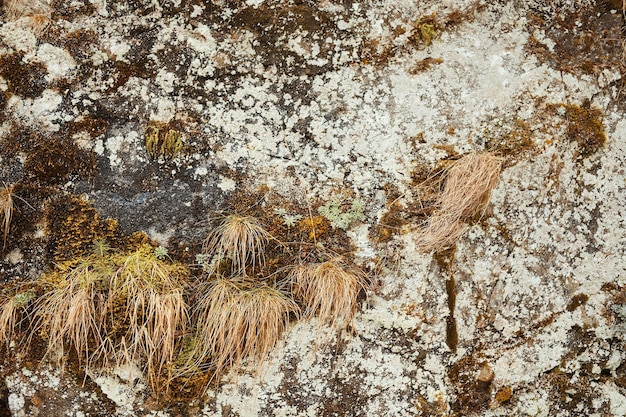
1;0;626;416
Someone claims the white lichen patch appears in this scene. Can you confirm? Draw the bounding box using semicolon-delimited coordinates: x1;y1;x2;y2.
88;365;146;411
35;43;75;82
6;89;63;131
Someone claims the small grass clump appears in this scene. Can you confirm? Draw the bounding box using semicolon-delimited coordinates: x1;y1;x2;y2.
0;184;14;250
191;276;298;378
0;289;35;349
36;259;112;366
202;214;270;276
416;152;503;252
288;258;368;329
111;248;189;388
34;244;189;389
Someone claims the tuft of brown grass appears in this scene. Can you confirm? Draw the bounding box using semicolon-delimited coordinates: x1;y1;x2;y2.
288;258;367;330
35;246;189;391
0;296;18;348
4;0;51;35
0;289;34;348
203;215;270;276
110;248;189;389
191;276;298;379
0;184;14;251
35;261;111;367
416;152;502;252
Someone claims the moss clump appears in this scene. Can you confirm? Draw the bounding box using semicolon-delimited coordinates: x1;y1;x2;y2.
0;52;48;98
370;201;409;244
410;57;444;74
409;15;440;48
2;127;96;186
45;195;123;262
484;118;537;160
560;103;606;158
297;215;331;241
566;293;589;312
145;122;184;161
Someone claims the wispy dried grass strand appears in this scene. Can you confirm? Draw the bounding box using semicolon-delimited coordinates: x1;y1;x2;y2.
416;152;502;252
0;296;18;348
0;184;14;251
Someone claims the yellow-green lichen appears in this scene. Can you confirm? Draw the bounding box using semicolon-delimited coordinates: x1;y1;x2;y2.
318;193;365;230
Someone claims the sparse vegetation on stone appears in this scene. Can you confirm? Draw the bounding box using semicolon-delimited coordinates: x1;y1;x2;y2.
145;124;184;161
0;184;14;251
34;245;189;390
318;193;365;230
0;289;34;349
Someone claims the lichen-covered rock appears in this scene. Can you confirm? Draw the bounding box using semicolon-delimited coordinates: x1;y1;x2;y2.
1;0;626;416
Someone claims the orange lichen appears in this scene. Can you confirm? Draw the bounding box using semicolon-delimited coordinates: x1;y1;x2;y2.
298;215;330;241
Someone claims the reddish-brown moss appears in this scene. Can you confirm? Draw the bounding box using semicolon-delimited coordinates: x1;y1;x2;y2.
448;354;493;416
485;118;537;161
566;293;589;312
562;103;606;158
0;53;48;99
525;3;624;76
3;126;97;185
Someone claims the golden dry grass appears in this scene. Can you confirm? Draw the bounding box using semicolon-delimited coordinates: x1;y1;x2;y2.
416;152;502;252
5;0;48;18
288;258;367;329
5;0;51;35
0;295;19;348
192;276;298;378
110;249;189;389
0;297;16;347
35;261;110;366
35;246;189;390
0;184;14;251
0;288;35;350
203;214;270;276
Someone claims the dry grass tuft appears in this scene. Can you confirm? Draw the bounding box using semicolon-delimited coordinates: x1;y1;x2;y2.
192;276;298;378
203;215;270;276
0;289;34;348
35;246;189;390
4;0;51;34
0;184;14;251
111;248;189;389
416;152;502;252
0;296;18;348
288;259;367;329
35;261;111;366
